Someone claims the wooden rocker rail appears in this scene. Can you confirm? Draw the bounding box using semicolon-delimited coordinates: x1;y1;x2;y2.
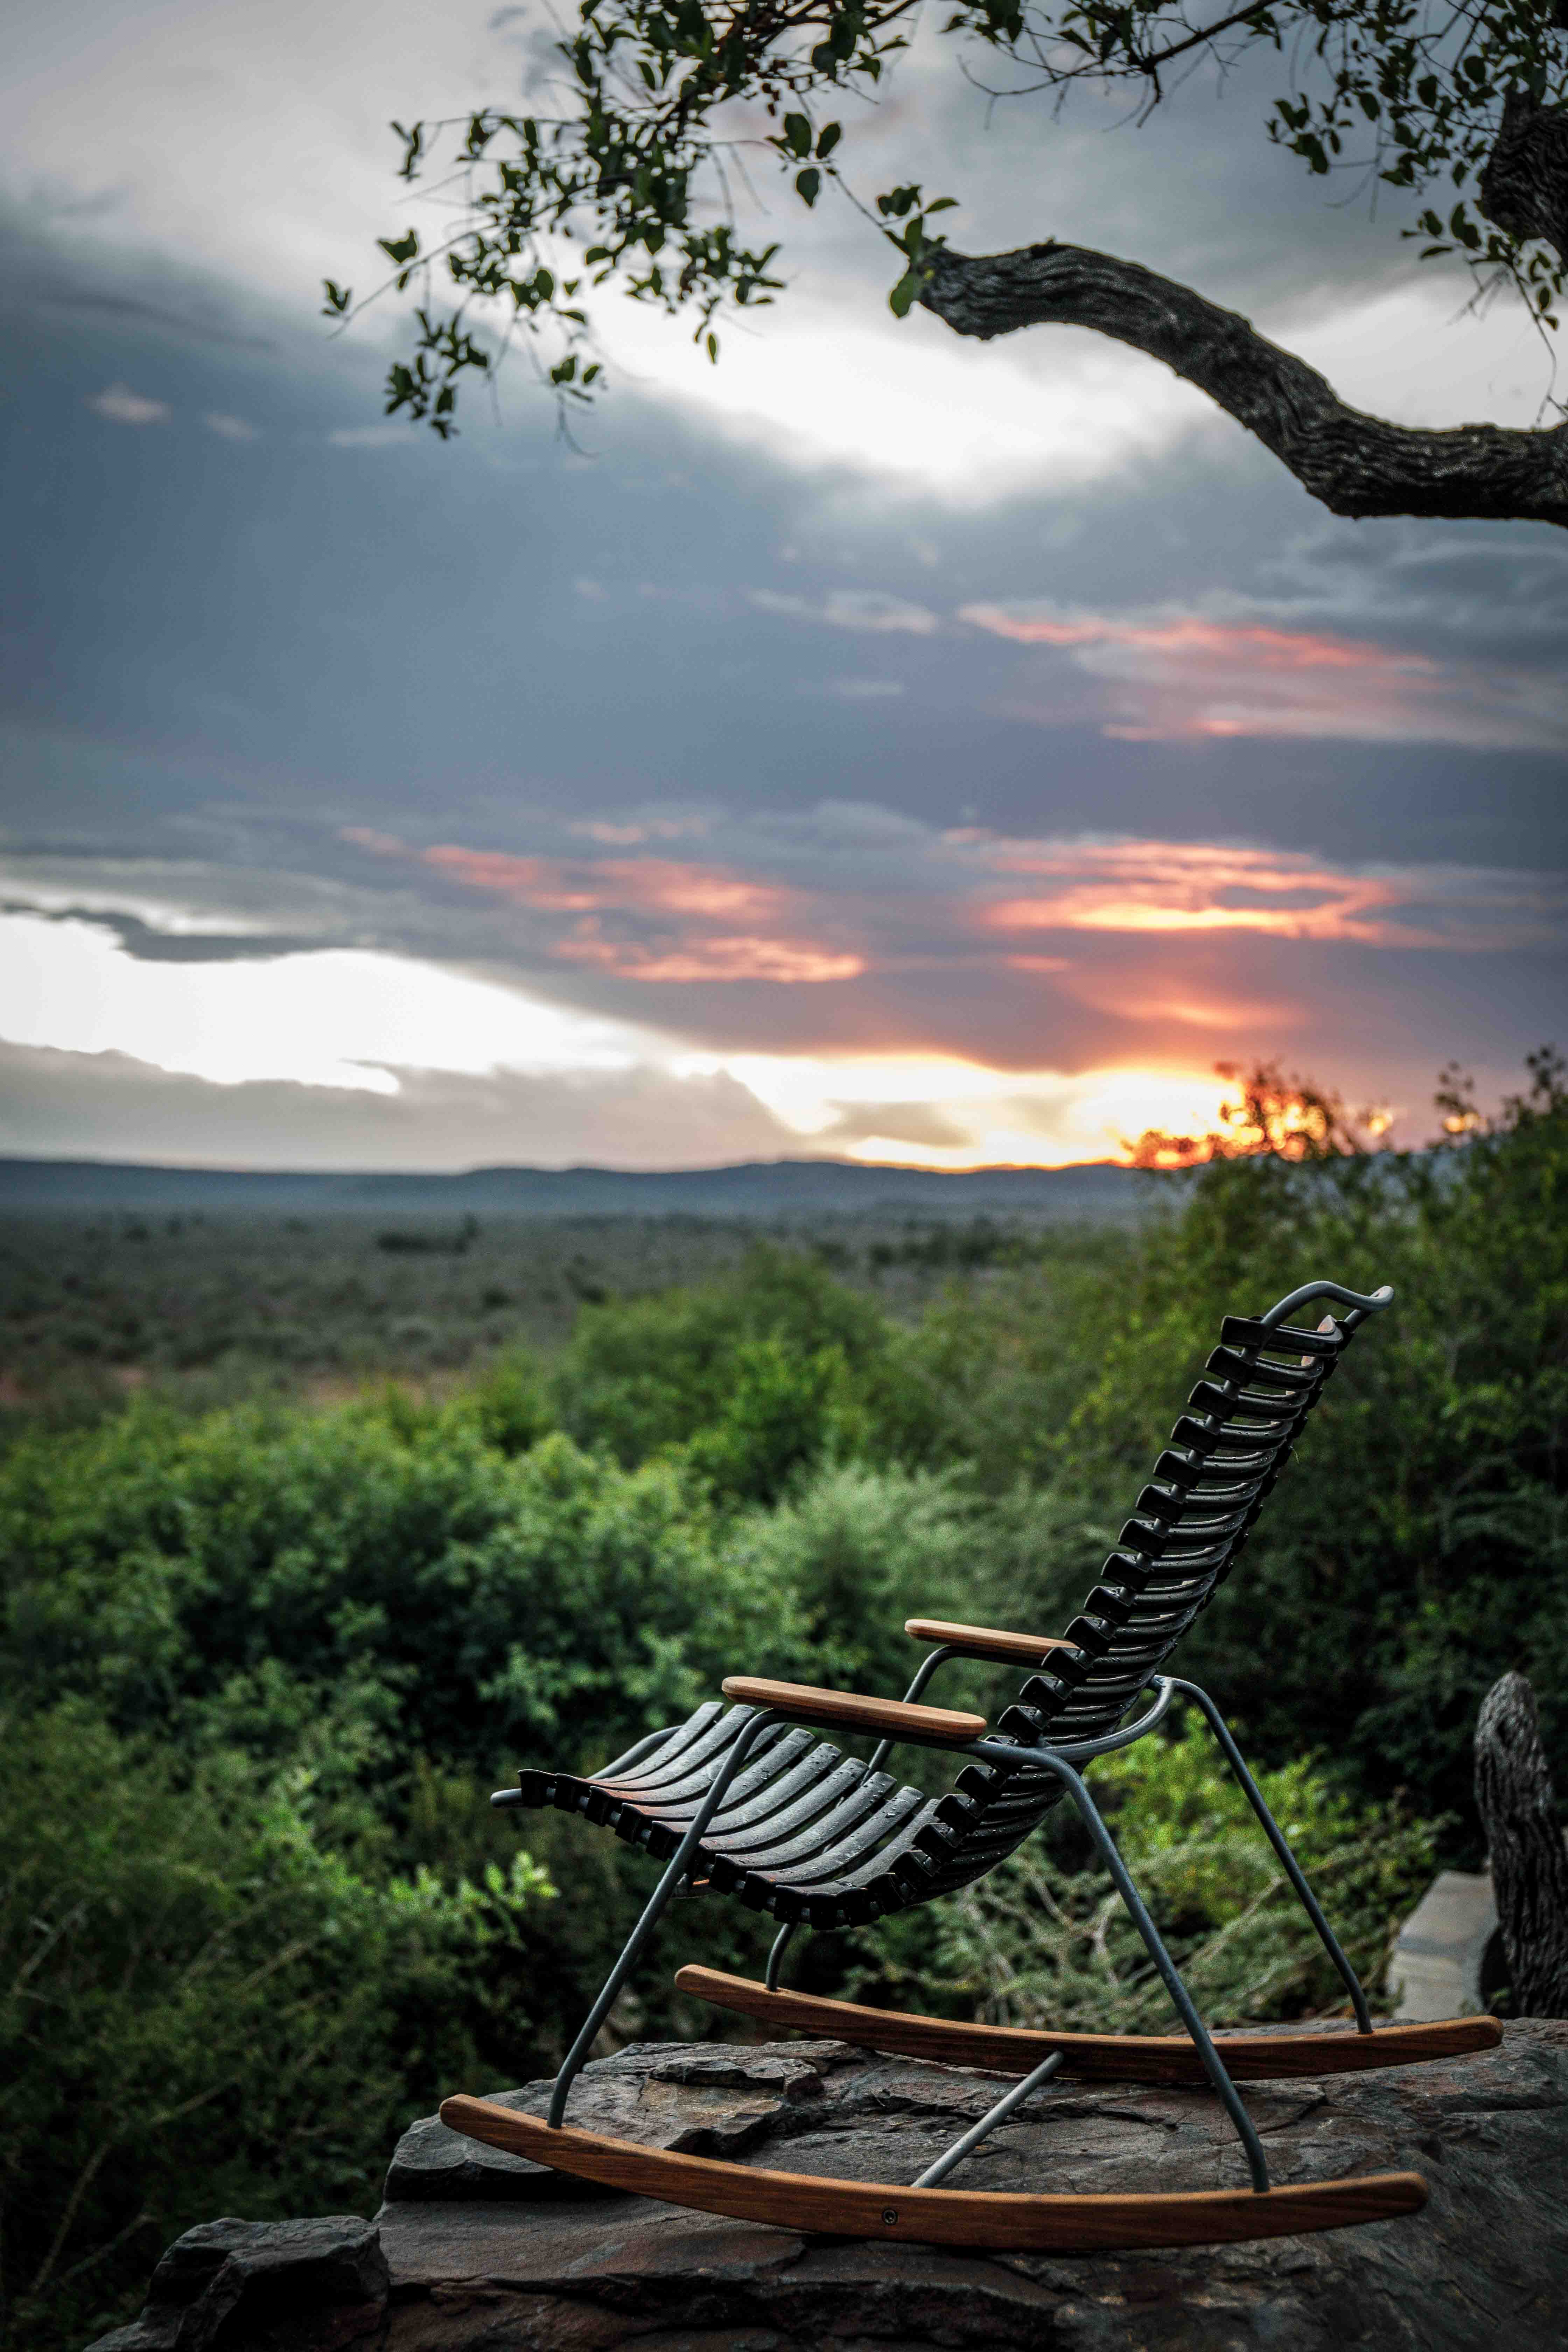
438;2093;1427;2251
674;1967;1502;2085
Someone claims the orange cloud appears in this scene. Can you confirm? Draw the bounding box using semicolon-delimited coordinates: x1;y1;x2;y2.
553;929;863;983
419;844;787;923
960;600;1568;751
342;830;859;984
964;607;1426;674
970;838;1539;950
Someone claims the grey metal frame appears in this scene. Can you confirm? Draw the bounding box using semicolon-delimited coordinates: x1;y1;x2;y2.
543;1669;1369;2193
535;1276;1391;2190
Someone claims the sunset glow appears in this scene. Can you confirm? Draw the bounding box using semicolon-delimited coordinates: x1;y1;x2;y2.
1;908;1254;1169
336;824;1561;986
4;0;1563;1184
961;601;1568;751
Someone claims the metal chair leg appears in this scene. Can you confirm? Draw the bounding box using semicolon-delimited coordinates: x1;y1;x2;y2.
547;1709;779;2128
1169;1677;1373;2035
764;1920;799;1991
1029;1747;1272;2193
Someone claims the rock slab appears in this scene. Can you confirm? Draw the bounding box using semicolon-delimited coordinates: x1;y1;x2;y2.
95;2023;1568;2351
86;2216;388;2352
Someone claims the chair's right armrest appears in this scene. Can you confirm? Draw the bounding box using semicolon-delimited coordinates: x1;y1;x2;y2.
720;1676;986;1749
905;1618;1078;1667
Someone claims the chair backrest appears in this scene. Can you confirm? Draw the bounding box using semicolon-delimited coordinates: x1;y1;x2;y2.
912;1281;1387;1906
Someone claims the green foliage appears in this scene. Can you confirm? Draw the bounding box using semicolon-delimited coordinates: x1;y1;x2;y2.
8;1050;1566;2344
684;1336;854;1504
338;0;1567;432
719;1462;982;1699
550;1241;888;1490
0;1213;782;1435
909;1718;1442;2032
0;1404;783;1773
1034;1048;1568;1826
0;1706;552;2352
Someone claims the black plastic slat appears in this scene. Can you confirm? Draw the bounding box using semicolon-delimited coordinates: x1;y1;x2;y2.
1221;1314;1343;1358
715;1762;899;1865
603;1729;807;1828
1205;1345;1322;1395
596;1703;759;1796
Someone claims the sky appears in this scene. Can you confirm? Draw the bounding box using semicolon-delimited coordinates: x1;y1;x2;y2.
1;0;1564;1172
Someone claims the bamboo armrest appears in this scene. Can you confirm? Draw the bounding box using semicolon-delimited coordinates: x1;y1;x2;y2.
905;1618;1078;1667
721;1676;986;1748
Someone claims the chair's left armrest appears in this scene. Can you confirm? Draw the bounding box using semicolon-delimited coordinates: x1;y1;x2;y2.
720;1676;986;1749
905;1618;1077;1666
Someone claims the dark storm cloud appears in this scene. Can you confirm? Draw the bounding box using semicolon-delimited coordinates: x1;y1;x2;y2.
1;902;328;962
0;13;1563;1170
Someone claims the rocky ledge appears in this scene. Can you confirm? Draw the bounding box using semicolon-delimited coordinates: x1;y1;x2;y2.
95;2019;1568;2351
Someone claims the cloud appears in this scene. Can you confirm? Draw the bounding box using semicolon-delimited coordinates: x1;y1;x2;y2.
204;411;258;440
814;1099;971;1148
961;598;1568;751
748;588;940;635
4;856;1554;1170
325;424;410;449
89;382;169;426
568;814;710;844
0;908;668;1094
339;832;866;985
0;1038;797;1171
967;835;1564;952
824;678;906;701
418;843;788;923
552;931;865;983
1;900;318;964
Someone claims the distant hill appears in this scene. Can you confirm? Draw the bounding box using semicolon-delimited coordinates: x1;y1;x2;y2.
0;1154;1162;1222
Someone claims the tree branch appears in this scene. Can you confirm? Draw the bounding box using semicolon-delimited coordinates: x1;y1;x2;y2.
919;240;1568;527
1479;88;1568;266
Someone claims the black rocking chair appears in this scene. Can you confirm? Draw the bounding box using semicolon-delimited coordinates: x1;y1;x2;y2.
441;1277;1498;2249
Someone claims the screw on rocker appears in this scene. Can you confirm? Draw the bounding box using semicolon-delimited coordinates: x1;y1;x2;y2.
441;1278;1496;2250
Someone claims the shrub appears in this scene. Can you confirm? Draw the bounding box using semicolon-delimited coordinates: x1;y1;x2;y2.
0;1706;552;2352
881;1718;1442;2033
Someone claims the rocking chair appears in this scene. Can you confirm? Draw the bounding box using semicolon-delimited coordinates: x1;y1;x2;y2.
441;1278;1498;2250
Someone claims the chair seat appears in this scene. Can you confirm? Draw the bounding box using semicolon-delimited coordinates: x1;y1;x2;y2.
514;1702;974;1928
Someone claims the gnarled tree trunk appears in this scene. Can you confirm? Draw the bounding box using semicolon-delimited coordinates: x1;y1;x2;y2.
1474;1671;1568;2016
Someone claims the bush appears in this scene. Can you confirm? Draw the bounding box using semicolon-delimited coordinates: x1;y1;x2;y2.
550;1241;889;1483
8;1050;1564;2346
0;1407;789;1779
0;1706;552;2352
895;1718;1442;2034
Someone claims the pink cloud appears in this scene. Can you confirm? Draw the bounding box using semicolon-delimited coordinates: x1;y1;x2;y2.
964;606;1424;673
343;830;858;985
339;820;1560;993
553;930;864;983
960;600;1568;751
962;836;1566;953
417;844;788;924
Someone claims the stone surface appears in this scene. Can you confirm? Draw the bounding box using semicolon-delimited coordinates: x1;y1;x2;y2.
383;2044;841;2203
85;2216;388;2352
97;2025;1568;2351
372;2022;1568;2349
